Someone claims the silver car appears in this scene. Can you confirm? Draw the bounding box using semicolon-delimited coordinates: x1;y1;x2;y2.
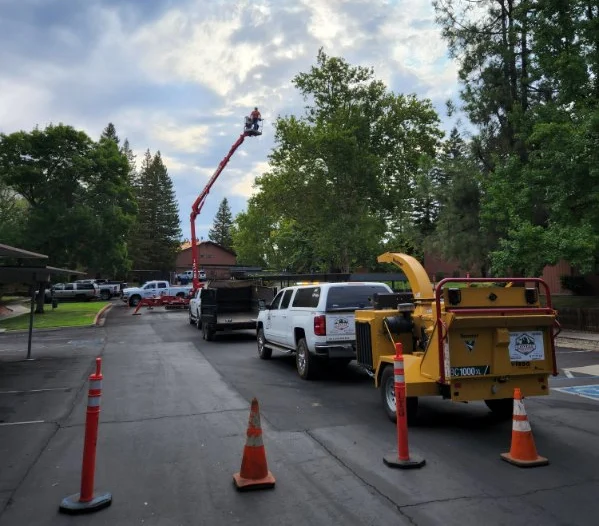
50;282;100;301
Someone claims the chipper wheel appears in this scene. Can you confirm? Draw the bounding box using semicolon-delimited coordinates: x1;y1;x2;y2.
380;364;418;424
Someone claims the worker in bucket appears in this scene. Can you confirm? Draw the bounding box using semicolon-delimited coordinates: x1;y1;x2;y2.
250;107;262;130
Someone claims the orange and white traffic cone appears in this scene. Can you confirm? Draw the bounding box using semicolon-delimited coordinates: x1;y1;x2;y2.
500;388;548;467
233;398;276;491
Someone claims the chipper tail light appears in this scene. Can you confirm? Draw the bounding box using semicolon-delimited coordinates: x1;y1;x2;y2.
314;315;326;336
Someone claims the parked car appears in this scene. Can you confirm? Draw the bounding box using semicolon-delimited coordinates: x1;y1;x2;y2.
75;279;120;300
256;281;393;379
46;282;100;302
121;280;193;307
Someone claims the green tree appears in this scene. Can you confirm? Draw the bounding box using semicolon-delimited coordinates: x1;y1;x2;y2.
234;50;443;272
121;138;138;186
129;150;181;274
84;129;137;277
429;129;492;275
0;124;96;269
0;123;137;309
208;198;234;249
434;0;599;276
0;178;27;246
101;122;120;146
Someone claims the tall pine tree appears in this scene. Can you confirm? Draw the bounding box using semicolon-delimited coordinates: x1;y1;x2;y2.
153;151;182;272
101;122;120;146
209;198;233;250
128;150;181;274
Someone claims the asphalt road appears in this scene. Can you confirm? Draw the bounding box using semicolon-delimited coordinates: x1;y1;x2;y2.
0;301;598;525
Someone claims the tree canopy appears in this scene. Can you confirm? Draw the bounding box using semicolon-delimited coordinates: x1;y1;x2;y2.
0;122;182;280
232;50;444;272
0;123;137;276
434;0;599;276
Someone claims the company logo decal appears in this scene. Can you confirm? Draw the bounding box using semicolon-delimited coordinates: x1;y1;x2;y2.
334;318;350;332
514;334;536;356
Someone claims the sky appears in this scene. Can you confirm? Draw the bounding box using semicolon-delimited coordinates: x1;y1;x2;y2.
0;0;461;242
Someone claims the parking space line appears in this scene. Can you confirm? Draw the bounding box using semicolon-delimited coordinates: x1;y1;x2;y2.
0;387;71;395
564;369;574;378
0;420;45;427
554;384;599;402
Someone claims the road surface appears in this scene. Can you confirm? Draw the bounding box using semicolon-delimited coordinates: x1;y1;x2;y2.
0;302;598;525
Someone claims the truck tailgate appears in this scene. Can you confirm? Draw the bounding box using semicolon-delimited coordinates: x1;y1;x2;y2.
325;313;355;342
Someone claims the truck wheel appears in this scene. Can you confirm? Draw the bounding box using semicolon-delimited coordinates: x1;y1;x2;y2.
380;365;418;423
257;329;272;360
296;338;318;380
188;310;195;325
129;295;141;307
203;324;215;341
195;315;202;330
100;290;111;301
485;398;513;419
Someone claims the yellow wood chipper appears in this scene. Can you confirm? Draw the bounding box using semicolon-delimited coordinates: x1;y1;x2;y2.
355;253;561;421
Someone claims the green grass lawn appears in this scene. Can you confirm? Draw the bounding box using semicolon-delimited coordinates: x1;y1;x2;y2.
0;301;110;331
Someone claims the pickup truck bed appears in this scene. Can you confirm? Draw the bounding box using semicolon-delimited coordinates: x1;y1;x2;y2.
200;281;275;341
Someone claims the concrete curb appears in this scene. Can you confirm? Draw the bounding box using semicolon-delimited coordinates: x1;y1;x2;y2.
94;303;113;327
555;337;599;351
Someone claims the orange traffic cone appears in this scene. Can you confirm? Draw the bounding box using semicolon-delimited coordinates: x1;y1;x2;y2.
500;388;549;467
233;398;276;491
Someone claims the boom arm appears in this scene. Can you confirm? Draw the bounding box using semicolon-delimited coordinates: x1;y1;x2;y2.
190;132;247;290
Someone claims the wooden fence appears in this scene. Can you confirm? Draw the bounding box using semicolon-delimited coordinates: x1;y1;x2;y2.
556;308;599;332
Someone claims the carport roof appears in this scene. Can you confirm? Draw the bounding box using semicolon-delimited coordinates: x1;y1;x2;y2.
0;244;83;283
0;244;48;259
0;265;85;283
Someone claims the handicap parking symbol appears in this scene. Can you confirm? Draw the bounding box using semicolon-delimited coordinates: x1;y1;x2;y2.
555;384;599;401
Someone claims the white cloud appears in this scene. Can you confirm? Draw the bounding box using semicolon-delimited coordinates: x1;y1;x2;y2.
0;0;462;241
0;79;52;131
131;3;268;97
151;123;211;154
229;160;270;197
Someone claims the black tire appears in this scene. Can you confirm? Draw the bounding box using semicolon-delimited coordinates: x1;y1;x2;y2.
485;398;514;419
203;323;215;341
75;294;86;302
129;295;141;307
196;314;202;330
380;365;418;423
188;309;195;325
100;290;111;301
257;328;272;360
296;338;318;380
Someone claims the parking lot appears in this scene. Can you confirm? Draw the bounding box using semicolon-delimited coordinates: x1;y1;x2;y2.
1;301;599;525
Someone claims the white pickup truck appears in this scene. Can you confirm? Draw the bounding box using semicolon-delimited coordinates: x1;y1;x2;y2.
256;281;393;379
121;280;193;307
